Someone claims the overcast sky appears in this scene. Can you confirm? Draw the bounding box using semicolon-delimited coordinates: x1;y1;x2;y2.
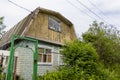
0;0;120;37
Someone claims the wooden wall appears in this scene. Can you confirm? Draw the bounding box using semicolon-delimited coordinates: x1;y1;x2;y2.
25;12;76;44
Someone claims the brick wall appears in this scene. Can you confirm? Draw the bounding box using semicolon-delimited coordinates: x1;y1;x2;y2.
15;47;33;80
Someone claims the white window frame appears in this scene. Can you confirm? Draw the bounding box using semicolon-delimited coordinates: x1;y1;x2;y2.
37;47;53;65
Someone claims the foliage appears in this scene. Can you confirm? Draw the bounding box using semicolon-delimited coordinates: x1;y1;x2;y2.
108;63;120;79
0;16;6;39
0;17;4;25
82;21;120;65
82;21;120;79
61;40;98;67
39;40;115;80
0;67;6;80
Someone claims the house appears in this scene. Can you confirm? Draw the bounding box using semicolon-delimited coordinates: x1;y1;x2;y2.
0;7;76;80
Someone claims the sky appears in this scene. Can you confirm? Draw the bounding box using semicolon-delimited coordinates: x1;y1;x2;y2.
0;0;120;37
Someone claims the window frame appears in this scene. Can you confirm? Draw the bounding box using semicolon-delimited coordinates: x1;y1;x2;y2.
48;17;61;32
38;47;53;65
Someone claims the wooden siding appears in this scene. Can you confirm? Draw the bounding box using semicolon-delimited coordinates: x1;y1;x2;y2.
25;12;76;44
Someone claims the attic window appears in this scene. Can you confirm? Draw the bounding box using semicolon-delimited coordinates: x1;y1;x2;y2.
48;17;61;32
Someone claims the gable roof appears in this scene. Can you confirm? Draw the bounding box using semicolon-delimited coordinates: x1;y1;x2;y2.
0;7;73;49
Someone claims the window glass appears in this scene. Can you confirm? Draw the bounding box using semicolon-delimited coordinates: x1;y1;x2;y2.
49;17;61;32
46;49;51;54
38;54;42;62
38;48;44;53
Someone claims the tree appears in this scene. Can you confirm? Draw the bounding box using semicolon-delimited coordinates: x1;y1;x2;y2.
0;17;6;79
82;21;120;65
0;17;6;39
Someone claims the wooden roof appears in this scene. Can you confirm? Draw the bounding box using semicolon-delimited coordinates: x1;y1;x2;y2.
0;7;73;48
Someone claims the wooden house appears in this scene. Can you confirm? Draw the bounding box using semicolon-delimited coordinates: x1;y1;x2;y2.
0;7;76;80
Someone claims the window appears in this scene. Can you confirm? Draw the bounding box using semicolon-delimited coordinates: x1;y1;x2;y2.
38;48;52;63
49;17;61;32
